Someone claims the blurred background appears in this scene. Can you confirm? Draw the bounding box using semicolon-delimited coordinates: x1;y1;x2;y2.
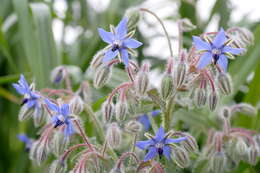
0;0;260;172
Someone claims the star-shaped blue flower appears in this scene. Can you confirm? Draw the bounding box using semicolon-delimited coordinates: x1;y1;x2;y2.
13;74;41;109
17;134;33;151
98;18;142;67
193;28;244;72
136;127;186;162
45;99;74;138
138;110;161;131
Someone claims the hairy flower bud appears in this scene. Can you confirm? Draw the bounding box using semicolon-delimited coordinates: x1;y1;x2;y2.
180;18;196;32
125;120;142;133
106;123;122;149
49;160;67;173
50;66;65;84
236;138;248;157
29;141;48;165
217;73;232;95
125;8;140;32
33;106;46;127
195;88;207;107
209;152;227;173
172;146;190;168
18;105;34;121
174;62;186;88
69;95;84;115
90;49;106;70
181;133;198;153
52;131;70;157
94;66;111;88
115;101;128;122
102;101;114;122
246;146;258;165
135;63;149;95
160;74;174;100
208;91;218;111
234;103;257;116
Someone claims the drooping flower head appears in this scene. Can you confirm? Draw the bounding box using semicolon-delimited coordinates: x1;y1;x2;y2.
45;99;74;138
17;134;33;151
98;18;142;67
193;28;244;72
12;74;41;109
136;127;186;161
138;110;161;131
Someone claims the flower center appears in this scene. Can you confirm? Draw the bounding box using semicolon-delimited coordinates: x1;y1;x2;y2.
112;44;120;52
212;48;221;64
54;115;66;128
155;143;164;156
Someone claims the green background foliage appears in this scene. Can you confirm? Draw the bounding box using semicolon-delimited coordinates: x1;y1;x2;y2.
0;0;259;172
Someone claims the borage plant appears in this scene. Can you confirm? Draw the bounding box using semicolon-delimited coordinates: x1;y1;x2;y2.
14;8;259;173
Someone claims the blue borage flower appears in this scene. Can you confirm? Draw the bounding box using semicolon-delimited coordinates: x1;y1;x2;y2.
17;134;33;151
12;74;41;110
192;28;244;72
137;110;161;131
45;99;74;138
136;127;187;162
98;18;142;67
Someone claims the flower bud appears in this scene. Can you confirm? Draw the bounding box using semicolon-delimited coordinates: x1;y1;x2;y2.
238;28;254;46
246;146;258;165
49;160;67;173
160;74;174;100
29;141;48;165
172;146;190;168
115;101;128;122
69;95;84;115
125;120;142;133
226;138;240;162
181;133;198;153
195;88;207;107
135;63;149;95
106;123;122;149
208;91;218;111
77;81;91;103
33;106;46;127
50;66;65;84
180;18;196;32
110;166;125;173
217;73;232;95
18;105;34;121
236;138;248;157
90;49;106;70
125;8;140;32
94;66;111;88
102;101;114;122
174;62;186;88
209;152;227;173
52;131;70;157
235;103;257;116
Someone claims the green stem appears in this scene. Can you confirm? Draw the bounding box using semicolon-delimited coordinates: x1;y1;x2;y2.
140;8;173;57
84;103;118;160
163;93;176;131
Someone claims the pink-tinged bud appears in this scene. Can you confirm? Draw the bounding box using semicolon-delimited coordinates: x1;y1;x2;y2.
49;160;67;173
160;74;174;100
134;63;150;96
106;123;122;149
174;62;186;88
102;101;114;122
69;95;84;115
195;88;207;107
90;49;106;70
94;66;111;88
233;103;257;116
171;146;190;168
29;141;48;165
208;91;218;111
181;133;198;153
125;120;142;133
217;73;232;95
209;152;227;173
115;101;128;122
51;131;70;157
50;66;65;84
246;146;258;165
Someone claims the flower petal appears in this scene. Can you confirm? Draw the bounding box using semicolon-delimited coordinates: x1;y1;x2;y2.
144;147;157;162
26;100;36;108
116;18;128;39
151;110;161;117
137;114;151;131
165;137;187;144
64;121;74;137
123;38;142;48
103;49;118;63
98;28;114;44
192;36;211;51
222;46;244;55
120;49;129;67
19;74;29;90
61;104;70;116
212;28;227;48
217;54;228;72
136;139;153;150
17;134;30;144
163;145;171;160
155;127;165;142
45;99;59;112
197;51;212;69
13;83;27;95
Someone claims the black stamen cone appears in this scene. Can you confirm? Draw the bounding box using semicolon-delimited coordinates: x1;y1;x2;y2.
213;54;219;65
112;44;119;52
158;148;163;159
54;120;64;128
21;98;28;106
